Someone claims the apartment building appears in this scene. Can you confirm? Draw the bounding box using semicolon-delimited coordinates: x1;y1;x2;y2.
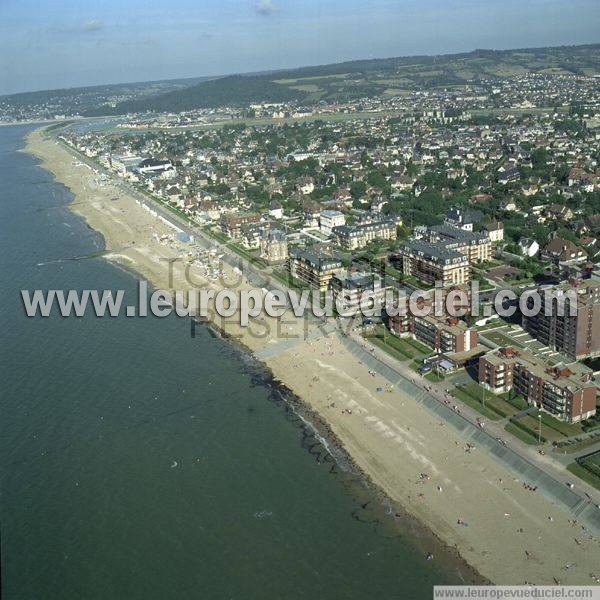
428;224;492;263
220;213;261;239
288;247;343;291
485;220;504;243
478;347;596;423
388;311;478;354
332;220;396;250
411;315;478;354
319;210;346;234
444;207;483;231
394;241;471;288
522;279;600;360
330;271;385;315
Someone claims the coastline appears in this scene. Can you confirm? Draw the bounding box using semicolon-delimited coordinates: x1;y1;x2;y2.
210;323;486;582
24;126;600;586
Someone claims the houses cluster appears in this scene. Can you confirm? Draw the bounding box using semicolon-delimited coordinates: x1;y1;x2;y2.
59;71;600;424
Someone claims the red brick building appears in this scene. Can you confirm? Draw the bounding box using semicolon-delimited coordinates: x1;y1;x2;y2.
478;347;596;423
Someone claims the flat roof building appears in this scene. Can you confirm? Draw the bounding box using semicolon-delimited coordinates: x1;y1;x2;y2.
522;279;600;361
478;347;596;423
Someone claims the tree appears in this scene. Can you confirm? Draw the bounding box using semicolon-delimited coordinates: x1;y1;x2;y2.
350;181;367;199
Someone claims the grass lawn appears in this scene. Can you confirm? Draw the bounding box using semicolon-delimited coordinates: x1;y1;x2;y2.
450;386;502;421
229;243;268;268
582;417;600;433
579;452;600;474
368;334;411;362
567;461;600;492
538;412;582;438
404;337;433;354
206;228;229;244
271;269;310;291
425;371;445;383
505;422;541;445
502;393;528;411
364;328;430;362
472;275;495;291
457;383;520;418
553;435;600;455
515;414;560;443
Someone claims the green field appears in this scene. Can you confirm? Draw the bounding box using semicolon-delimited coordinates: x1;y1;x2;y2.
450;385;503;421
567;453;600;491
553;434;600;454
513;414;558;442
539;412;582;437
454;383;521;419
505;422;542;445
364;328;430;362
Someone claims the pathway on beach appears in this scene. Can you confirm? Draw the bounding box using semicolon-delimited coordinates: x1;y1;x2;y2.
341;330;600;531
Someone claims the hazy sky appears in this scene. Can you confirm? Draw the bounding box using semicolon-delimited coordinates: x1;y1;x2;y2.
1;0;599;95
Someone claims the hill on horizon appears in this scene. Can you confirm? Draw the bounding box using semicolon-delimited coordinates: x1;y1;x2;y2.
83;43;600;116
3;43;600;118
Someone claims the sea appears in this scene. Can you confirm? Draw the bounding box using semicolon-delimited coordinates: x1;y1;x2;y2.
0;124;471;599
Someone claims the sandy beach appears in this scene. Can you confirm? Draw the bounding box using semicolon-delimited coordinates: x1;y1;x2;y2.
26;127;600;586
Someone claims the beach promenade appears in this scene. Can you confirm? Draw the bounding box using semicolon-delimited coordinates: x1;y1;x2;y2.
26;126;600;586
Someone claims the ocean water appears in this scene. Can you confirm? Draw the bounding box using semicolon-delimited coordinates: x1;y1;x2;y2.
0;125;469;599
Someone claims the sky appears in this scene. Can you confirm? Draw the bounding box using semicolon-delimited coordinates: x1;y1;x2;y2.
1;0;599;95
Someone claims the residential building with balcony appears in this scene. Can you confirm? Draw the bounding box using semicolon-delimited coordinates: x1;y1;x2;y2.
330;271;385;315
428;224;492;263
288;247;343;291
332;220;396;250
522;279;600;360
478;347;596;423
220;213;261;239
393;241;471;288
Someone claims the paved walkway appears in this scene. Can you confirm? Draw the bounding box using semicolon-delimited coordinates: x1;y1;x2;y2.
342;329;600;531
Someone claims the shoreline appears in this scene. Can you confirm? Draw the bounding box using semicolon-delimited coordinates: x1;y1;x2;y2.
211;321;486;582
24;125;600;586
